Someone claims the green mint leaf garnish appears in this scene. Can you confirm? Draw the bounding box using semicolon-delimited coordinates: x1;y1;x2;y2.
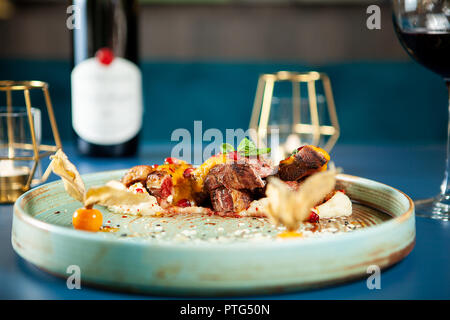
235;138;271;156
220;143;235;154
256;148;271;155
237;138;256;153
245;148;271;156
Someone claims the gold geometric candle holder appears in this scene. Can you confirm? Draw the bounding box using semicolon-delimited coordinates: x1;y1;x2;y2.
0;81;62;203
249;71;340;161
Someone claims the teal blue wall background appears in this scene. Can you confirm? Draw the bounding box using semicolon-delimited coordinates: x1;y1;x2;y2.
0;59;447;145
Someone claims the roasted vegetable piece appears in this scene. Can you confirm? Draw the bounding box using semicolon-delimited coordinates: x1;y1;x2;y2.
121;165;154;187
278;145;330;181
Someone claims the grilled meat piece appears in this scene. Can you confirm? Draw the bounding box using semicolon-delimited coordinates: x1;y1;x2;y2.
224;163;266;190
246;157;275;178
121;165;154;187
146;170;173;199
203;157;274;212
278;145;329;181
210;187;252;213
204;158;274;192
204;163;265;190
203;166;222;192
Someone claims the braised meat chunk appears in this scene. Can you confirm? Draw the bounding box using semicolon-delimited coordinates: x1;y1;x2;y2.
210;187;252;213
203;156;275;212
205;157;274;191
278;146;330;181
119;144;330;215
121;160;194;207
245;157;275;178
204;163;264;191
146;170;173;199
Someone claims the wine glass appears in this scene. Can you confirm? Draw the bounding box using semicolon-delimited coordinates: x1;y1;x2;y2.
393;0;450;220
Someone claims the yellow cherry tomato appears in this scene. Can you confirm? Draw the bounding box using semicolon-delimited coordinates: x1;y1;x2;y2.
72;208;103;232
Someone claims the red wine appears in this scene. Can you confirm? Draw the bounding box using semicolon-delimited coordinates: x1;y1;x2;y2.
393;20;450;79
71;0;142;157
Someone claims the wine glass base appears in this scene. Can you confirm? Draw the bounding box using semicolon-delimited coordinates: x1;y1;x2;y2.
415;196;450;221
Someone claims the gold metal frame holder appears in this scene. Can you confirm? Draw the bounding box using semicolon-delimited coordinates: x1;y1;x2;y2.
249;71;340;154
0;81;62;203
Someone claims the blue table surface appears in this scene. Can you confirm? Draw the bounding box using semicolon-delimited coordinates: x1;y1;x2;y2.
1;143;449;300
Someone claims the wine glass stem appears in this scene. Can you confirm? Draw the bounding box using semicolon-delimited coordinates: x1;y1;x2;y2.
440;81;450;199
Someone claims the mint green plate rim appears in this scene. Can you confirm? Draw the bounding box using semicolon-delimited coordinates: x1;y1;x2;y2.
11;171;416;295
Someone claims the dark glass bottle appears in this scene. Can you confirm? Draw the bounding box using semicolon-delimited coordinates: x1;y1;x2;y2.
71;0;142;157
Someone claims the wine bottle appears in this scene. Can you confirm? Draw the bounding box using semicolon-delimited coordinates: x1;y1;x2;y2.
71;0;142;157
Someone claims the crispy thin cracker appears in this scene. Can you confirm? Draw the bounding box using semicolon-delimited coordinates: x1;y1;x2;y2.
50;150;155;209
50;149;85;203
84;185;154;208
265;169;338;231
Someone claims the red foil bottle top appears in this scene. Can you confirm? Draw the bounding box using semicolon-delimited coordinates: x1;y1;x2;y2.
96;48;114;65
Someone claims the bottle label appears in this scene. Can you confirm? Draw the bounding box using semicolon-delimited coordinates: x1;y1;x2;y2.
71;57;143;145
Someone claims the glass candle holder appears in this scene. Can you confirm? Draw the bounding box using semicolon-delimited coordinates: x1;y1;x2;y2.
0;81;62;203
249;71;340;163
0;107;41;202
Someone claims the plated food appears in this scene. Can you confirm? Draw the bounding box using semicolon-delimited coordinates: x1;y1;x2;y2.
12;163;415;294
50;139;352;234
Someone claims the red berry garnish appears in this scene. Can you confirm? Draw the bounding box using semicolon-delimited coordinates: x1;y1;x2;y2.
96;48;114;65
227;151;240;161
135;188;144;193
164;157;186;165
177;199;191;207
308;212;320;223
183;167;195;178
164;157;173;164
